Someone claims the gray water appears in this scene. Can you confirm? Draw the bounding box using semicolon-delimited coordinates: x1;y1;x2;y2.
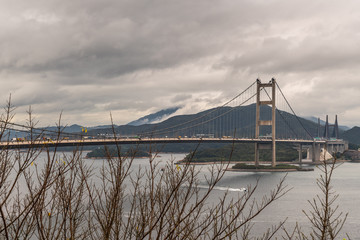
114;153;360;238
19;151;360;238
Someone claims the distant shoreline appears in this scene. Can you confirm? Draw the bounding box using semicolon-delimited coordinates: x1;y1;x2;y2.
226;168;313;172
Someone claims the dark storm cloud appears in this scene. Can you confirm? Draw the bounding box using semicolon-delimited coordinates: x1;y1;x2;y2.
1;0;360;126
1;0;237;79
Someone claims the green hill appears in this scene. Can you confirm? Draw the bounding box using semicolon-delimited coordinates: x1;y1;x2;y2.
183;143;305;163
342;126;360;145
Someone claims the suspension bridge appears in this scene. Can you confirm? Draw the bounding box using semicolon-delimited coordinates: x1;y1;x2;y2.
0;79;347;166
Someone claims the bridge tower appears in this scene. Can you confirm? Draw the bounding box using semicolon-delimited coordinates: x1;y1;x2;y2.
323;115;329;139
322;115;339;140
332;115;339;139
255;78;276;167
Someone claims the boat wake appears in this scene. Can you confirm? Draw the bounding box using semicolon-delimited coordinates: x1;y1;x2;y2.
197;185;247;192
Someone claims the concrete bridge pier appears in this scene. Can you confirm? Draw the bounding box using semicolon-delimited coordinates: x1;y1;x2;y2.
324;143;328;158
331;143;345;155
327;144;341;155
312;142;321;162
336;144;342;153
325;143;348;157
306;148;310;160
298;143;303;163
297;144;313;163
336;143;347;153
255;143;259;167
327;144;333;154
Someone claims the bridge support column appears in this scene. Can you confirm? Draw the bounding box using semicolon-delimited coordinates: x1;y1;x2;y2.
327;144;334;156
307;148;310;160
255;143;259;167
324;143;328;160
339;144;345;153
298;144;303;163
312;142;321;162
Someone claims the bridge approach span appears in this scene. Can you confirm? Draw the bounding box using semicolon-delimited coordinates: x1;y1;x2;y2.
0;137;343;149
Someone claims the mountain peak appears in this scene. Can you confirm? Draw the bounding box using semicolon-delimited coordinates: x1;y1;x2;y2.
127;107;181;126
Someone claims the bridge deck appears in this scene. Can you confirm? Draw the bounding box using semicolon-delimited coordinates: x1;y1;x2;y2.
0;137;345;149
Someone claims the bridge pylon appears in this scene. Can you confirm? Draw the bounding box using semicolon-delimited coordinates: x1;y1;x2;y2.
322;115;339;140
255;78;276;167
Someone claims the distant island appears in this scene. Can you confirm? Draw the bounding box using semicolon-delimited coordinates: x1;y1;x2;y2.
181;143;305;163
230;163;313;172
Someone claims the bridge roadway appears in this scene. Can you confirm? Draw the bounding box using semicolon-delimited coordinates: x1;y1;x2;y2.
0;137;344;149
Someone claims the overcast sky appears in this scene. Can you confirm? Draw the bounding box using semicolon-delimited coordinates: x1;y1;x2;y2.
1;0;360;127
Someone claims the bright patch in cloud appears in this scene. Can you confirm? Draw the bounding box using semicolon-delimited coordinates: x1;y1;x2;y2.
22;9;61;24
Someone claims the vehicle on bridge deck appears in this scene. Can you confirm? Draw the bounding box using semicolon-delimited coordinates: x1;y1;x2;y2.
259;134;272;139
12;137;25;142
194;134;214;138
